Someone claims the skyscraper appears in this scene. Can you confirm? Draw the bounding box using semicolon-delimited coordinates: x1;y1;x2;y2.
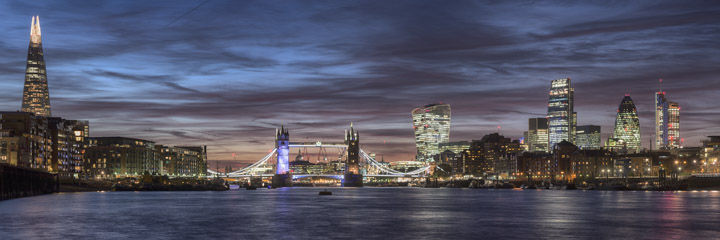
21;16;51;117
575;125;601;150
412;103;451;162
611;95;642;153
547;78;575;149
655;92;680;149
524;118;549;152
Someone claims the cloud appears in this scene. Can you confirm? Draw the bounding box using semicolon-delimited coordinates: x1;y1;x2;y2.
0;0;719;162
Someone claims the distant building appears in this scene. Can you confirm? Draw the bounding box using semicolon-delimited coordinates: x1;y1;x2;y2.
438;141;470;155
547;78;576;148
703;136;720;173
458;133;521;179
553;140;578;181
575;125;601;150
21;16;52;117
524;118;549;152
655;91;680;149
608;95;641;153
158;145;207;177
412;103;451;162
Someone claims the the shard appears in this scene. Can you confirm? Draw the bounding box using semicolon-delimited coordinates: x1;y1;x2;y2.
21;16;51;117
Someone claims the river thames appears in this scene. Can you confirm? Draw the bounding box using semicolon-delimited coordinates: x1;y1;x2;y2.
1;188;719;239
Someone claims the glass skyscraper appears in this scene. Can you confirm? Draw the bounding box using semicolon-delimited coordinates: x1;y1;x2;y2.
21;16;51;117
412;103;451;162
547;78;575;149
655;92;680;149
612;95;642;153
524;118;549;152
575;125;601;150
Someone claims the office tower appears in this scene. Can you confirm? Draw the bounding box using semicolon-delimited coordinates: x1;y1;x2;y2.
524;118;549;152
611;95;642;153
655;92;680;149
547;78;575;149
412;103;451;162
576;125;601;150
21;16;51;117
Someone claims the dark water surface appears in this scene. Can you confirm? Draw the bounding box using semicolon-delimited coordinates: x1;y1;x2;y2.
1;188;719;239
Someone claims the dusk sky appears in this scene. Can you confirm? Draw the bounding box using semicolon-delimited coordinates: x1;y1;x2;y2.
1;1;719;163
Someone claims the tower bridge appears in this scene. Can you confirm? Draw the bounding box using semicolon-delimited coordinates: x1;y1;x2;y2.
207;124;431;187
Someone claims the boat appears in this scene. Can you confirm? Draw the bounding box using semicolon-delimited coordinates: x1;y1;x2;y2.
319;189;332;195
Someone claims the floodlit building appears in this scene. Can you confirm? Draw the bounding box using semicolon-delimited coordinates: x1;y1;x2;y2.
609;95;642;153
0;112;52;170
576;125;601;150
524;118;549;152
439;141;471;155
48;117;89;181
158;145;208;177
84;137;159;179
655;91;680;149
21;16;51;117
547;78;576;149
412;103;451;162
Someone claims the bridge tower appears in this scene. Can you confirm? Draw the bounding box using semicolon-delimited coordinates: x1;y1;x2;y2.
272;125;292;187
343;123;363;187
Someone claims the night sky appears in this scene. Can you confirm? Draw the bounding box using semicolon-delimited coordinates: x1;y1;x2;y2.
1;1;719;163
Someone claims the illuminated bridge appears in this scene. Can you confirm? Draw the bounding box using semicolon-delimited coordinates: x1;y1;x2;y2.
207;124;430;187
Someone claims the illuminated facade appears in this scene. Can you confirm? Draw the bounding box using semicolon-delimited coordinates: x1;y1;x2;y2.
439;141;471;155
157;145;207;177
547;78;575;148
655;92;680;149
21;16;51;117
0;112;52;170
524;118;549;152
611;95;642;153
84;137;159;179
48;117;89;180
275;126;290;174
575;125;601;150
412;103;451;162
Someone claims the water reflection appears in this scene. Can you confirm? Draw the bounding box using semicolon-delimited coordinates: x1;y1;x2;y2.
0;189;718;239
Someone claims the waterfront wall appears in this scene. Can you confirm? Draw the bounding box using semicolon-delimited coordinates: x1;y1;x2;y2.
1;164;58;201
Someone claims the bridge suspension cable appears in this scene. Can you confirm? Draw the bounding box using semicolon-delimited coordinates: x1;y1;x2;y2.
360;149;430;175
226;148;277;175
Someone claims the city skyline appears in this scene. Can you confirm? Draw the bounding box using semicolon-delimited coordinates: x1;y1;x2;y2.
1;1;719;162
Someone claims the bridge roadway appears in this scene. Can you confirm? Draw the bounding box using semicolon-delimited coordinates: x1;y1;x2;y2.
213;173;427;179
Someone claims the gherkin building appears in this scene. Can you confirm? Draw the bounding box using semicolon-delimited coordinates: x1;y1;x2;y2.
612;95;641;152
